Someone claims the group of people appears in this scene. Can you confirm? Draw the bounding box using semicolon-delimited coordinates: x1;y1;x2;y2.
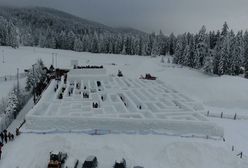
0;130;14;144
68;88;73;96
83;92;89;98
74;65;104;69
0;128;20;159
92;102;99;108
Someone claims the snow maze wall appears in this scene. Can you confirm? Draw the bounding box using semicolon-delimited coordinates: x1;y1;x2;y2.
25;72;223;137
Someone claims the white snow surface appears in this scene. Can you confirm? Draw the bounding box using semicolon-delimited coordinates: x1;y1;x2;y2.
24;69;223;136
0;134;247;168
0;46;247;167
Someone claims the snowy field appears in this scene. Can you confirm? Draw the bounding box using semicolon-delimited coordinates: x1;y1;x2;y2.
0;46;248;167
1;134;247;168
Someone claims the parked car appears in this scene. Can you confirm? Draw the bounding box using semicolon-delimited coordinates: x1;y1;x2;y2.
113;159;126;168
82;156;98;168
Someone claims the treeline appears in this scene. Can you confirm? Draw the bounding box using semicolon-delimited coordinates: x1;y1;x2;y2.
0;16;18;48
0;7;165;56
0;7;248;77
172;22;248;78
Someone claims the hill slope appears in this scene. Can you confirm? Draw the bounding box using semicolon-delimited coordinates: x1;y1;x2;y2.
0;6;153;55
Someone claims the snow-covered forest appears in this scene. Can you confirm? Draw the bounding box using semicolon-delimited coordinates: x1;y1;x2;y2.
0;7;248;77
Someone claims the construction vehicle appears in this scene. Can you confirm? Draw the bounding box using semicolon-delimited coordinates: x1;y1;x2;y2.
117;70;123;77
113;159;126;168
48;151;68;168
82;156;98;168
139;73;157;80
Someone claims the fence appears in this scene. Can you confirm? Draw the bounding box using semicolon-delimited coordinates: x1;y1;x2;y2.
204;111;248;120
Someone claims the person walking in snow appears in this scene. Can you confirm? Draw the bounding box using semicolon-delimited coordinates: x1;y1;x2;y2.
0;132;3;143
16;128;20;136
11;134;14;140
3;130;7;143
0;142;3;160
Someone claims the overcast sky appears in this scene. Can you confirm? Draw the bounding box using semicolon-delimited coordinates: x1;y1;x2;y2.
1;0;248;34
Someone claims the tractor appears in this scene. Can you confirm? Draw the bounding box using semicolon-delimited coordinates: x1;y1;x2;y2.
48;151;68;168
139;73;157;80
117;70;123;77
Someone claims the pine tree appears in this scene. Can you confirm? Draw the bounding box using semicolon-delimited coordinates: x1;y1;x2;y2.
227;30;236;75
73;38;84;52
219;37;230;75
213;38;222;75
195;25;208;68
221;22;229;38
161;55;165;63
203;50;214;74
26;59;46;91
5;90;18;119
183;45;190;66
244;31;248;78
169;33;176;55
232;31;244;75
173;37;183;64
151;38;160;57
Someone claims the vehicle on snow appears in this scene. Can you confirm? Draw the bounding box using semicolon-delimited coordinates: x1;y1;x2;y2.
48;151;68;168
82;155;98;168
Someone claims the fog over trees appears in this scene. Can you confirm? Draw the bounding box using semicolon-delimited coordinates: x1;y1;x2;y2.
0;7;248;78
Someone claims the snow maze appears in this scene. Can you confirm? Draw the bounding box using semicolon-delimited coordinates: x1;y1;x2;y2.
25;68;223;136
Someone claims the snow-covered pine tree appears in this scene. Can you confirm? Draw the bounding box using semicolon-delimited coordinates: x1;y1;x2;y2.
183;45;190;66
232;31;244;75
0;16;19;48
203;50;214;74
195;25;208;68
187;35;197;68
151;37;160;57
161;55;165;63
213;37;222;75
221;22;229;38
226;30;236;75
73;38;84;52
219;36;230;75
173;37;183;64
244;31;248;78
169;33;176;55
5;90;18;119
26;59;46;91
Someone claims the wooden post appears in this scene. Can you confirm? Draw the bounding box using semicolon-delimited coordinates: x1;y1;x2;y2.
234;113;237;120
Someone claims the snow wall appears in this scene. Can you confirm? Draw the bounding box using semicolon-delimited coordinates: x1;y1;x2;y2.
25;115;224;137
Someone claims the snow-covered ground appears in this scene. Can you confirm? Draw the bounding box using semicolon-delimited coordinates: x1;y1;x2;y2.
1;134;247;168
24;68;223;136
0;78;26;100
0;46;247;167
